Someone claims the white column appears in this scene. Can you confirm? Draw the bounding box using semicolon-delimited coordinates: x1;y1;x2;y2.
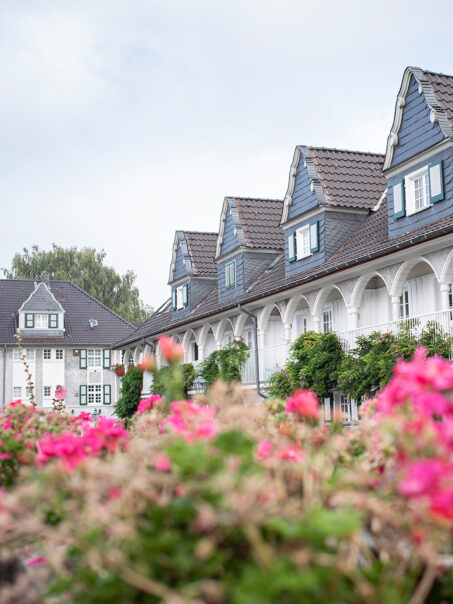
348;307;359;330
215;340;222;351
284;323;292;342
198;344;205;361
440;283;450;311
391;296;400;321
141;371;153;399
313;315;322;333
257;329;265;350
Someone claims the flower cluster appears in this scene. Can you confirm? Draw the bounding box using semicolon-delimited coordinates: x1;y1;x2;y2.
36;417;128;471
137;394;163;415
285;389;320;420
165;400;218;442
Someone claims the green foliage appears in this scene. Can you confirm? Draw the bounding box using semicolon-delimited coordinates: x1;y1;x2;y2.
338;321;453;401
151;363;197;399
200;340;250;385
114;365;143;419
3;244;151;322
268;331;344;399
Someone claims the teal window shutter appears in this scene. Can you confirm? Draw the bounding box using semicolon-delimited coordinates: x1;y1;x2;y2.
309;221;319;253
172;289;177;310
225;261;236;288
103;349;111;369
79;349;87;369
429;161;444;203
79;384;87;405
48;314;58;328
232;261;236;287
225;264;230;288
288;232;296;262
103;384;111;405
25;313;34;328
393;180;406;218
183;284;188;307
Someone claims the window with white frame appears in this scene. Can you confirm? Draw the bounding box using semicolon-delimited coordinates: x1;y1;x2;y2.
405;167;430;215
173;284;188;310
43;386;51;398
340;395;351;421
14;349;35;361
13;387;21;399
296;225;311;260
225;261;236;289
88;385;102;404
400;290;410;319
43;349;51;360
34;313;49;328
24;387;31;399
87;349;101;368
322;309;332;333
55;349;63;360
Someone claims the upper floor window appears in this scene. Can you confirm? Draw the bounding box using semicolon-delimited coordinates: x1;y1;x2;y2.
394;161;445;219
14;348;35;361
43;349;51;360
24;313;59;329
55;349;64;360
13;386;21;399
288;221;319;262
405;167;430;215
172;284;188;310
87;349;101;368
225;261;236;289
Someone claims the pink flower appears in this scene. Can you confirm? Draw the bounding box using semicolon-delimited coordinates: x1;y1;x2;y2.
155;454;171;472
280;445;304;463
158;336;185;364
26;556;47;567
257;440;273;459
54;386;67;401
137;395;163;415
137;354;157;373
398;459;449;498
286;389;319;420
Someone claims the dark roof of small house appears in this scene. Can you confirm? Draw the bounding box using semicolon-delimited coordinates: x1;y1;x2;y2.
307;147;386;210
114;194;453;348
0;280;135;346
184;232;218;277
421;70;453;132
233;197;285;249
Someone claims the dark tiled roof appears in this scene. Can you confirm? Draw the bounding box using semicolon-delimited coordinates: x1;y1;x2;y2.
234;197;284;249
184;232;218;277
114;194;453;348
21;282;62;312
423;70;453;133
308;147;386;210
0;280;135;346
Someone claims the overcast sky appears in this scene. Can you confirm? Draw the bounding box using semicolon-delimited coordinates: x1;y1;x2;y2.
1;0;453;310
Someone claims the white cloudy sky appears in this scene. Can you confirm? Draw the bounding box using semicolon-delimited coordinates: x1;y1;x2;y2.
1;0;453;309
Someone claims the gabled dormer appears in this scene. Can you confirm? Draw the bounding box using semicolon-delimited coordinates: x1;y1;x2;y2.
18;278;65;335
215;197;284;302
168;231;218;317
281;146;385;277
384;67;453;238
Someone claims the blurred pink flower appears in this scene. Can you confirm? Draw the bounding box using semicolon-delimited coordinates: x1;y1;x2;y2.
54;386;67;401
286;389;319;420
137;395;163;415
257;440;273;459
155;454;171;472
158;336;185;364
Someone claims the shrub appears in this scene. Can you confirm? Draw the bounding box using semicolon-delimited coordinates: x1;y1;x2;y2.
200;340;249;385
151;363;197;399
114;365;143;419
269;331;344;398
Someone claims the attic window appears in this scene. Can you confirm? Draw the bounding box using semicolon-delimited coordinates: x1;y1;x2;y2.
405;166;430;215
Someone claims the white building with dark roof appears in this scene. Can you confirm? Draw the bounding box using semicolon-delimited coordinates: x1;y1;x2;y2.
0;273;135;415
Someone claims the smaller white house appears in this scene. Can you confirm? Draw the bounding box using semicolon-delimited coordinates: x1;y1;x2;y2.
0;273;136;417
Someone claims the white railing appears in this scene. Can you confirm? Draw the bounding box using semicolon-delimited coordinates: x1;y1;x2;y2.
240;310;453;386
337;309;453;353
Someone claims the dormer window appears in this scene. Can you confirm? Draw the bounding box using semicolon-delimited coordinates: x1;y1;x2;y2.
296;226;311;259
24;313;59;329
288;221;319;262
393;161;445;219
172;284;188;310
405;167;430;215
225;261;236;289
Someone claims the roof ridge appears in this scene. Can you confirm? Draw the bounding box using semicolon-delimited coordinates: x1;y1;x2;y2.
423;68;453;79
183;230;218;236
308;145;384;157
229;196;283;202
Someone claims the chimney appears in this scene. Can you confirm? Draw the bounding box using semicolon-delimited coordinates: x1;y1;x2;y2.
42;271;50;285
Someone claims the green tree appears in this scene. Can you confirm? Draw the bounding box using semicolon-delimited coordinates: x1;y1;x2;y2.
268;331;344;399
114;365;143;419
3;244;151;322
